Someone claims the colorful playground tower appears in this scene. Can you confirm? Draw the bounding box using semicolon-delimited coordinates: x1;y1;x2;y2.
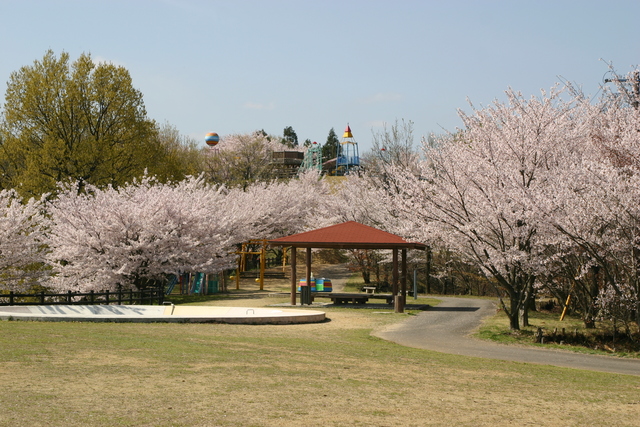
300;141;323;172
337;124;360;175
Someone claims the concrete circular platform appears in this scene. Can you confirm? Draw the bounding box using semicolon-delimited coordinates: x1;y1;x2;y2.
0;304;326;324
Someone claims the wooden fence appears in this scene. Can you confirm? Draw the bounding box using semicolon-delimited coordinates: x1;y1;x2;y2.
0;286;164;306
243;254;282;271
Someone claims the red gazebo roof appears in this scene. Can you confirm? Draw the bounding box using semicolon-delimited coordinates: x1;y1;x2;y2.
268;221;426;250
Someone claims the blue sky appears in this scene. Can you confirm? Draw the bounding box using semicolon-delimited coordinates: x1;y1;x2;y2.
1;0;639;153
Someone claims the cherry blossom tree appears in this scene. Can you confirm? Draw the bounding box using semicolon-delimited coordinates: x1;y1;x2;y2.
533;95;640;330
315;174;395;229
44;171;327;293
377;83;640;333
0;189;49;291
316;173;428;287
385;87;586;330
45;176;252;292
237;170;328;240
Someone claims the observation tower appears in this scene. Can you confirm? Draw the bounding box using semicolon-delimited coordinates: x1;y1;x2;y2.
336;124;360;175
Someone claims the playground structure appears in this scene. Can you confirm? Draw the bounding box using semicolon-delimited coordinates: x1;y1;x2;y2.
300;141;323;173
336;124;360;176
235;239;282;290
166;272;226;296
167;240;286;295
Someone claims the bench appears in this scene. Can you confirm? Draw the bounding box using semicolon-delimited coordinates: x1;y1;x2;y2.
309;292;395;305
332;294;369;305
362;287;376;294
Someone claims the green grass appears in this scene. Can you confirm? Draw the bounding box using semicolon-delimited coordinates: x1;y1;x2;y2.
476;308;640;358
343;271;364;292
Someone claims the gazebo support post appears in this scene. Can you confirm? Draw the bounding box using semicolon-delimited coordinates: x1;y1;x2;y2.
305;248;312;305
393;249;402;312
290;246;297;306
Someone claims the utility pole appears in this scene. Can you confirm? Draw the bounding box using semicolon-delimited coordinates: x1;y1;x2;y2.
604;70;640;109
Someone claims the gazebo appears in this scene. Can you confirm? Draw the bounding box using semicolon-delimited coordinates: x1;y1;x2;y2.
268;221;427;313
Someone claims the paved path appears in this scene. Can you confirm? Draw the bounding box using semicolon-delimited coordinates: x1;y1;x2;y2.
373;296;640;376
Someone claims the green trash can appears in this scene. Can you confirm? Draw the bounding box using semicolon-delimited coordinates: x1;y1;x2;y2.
207;278;219;294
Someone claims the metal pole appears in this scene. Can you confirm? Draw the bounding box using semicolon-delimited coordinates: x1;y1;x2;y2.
634;70;640;110
413;268;418;300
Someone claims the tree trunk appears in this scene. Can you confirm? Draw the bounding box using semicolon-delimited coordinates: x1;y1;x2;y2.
425;247;432;294
362;270;371;284
508;309;520;330
520;286;531;328
583;316;597;329
500;297;520;331
519;306;529;328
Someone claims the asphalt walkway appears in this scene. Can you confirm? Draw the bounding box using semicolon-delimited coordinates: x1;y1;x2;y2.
373;296;640;376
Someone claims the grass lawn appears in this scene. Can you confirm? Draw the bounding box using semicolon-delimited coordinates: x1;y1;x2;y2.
1;289;639;427
476;305;640;359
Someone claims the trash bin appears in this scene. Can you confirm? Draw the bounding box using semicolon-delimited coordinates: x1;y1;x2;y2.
207;278;219;294
300;284;312;305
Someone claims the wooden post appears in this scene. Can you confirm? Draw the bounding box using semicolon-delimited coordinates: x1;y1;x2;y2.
392;248;399;296
304;247;312;305
290;246;297;306
259;240;266;291
236;254;241;290
282;247;288;272
401;249;407;297
393;248;402;313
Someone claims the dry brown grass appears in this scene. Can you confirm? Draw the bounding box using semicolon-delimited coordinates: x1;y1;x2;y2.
1;268;639;426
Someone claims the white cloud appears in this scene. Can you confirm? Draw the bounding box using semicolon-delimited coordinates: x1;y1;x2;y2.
365;120;387;129
243;101;275;110
358;92;403;104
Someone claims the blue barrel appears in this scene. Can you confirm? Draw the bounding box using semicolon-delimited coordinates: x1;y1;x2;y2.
316;278;325;292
